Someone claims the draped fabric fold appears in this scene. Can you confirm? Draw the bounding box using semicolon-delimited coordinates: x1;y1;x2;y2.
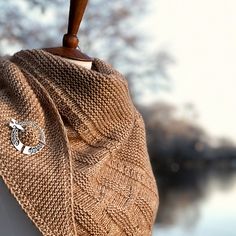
0;49;158;236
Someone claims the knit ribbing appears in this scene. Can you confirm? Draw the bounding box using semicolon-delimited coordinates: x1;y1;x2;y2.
0;49;159;236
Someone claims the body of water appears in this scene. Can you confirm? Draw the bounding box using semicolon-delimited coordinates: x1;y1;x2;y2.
153;170;236;236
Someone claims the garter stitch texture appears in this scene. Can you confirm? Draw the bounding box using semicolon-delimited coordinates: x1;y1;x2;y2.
0;49;159;236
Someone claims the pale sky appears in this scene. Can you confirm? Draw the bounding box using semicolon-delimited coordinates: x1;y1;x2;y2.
4;0;236;141
145;0;236;141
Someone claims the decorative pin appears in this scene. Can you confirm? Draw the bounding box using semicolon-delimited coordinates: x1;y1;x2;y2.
9;118;46;155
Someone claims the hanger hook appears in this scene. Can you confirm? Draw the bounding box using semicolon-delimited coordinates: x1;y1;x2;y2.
63;0;89;49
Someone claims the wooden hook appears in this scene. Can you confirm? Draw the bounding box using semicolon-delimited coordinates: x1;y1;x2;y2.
42;0;92;61
63;0;88;49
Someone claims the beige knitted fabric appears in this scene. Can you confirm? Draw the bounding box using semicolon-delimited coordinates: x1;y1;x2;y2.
0;49;159;236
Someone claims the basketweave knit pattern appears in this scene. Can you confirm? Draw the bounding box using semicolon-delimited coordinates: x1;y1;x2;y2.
0;49;159;236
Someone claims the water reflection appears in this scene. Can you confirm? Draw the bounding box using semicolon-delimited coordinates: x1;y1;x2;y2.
153;168;236;236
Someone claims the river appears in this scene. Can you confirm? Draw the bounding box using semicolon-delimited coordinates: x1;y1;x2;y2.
153;169;236;236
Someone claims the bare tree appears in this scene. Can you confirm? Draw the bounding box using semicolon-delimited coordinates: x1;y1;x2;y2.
0;0;173;101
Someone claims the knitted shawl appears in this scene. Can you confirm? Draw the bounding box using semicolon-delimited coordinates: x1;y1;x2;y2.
0;49;158;236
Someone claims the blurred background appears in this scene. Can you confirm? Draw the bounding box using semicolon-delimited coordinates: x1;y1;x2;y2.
1;0;236;235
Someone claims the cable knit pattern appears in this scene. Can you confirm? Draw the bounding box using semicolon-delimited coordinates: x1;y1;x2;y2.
0;49;159;236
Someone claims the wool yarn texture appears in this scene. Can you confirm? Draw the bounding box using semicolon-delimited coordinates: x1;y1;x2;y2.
0;49;159;236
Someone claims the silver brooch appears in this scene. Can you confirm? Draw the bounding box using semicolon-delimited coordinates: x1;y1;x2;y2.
9;118;46;155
